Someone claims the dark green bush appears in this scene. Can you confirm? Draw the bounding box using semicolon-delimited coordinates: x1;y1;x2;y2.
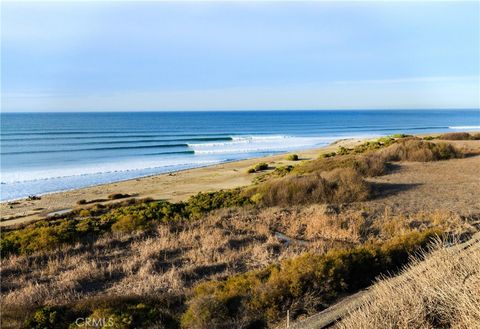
25;306;68;329
286;154;299;161
185;190;253;218
254;163;269;171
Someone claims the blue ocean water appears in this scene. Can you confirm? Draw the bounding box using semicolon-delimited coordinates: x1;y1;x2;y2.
1;110;479;201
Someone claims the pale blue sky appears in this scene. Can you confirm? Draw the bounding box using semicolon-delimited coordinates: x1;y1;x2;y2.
1;1;479;112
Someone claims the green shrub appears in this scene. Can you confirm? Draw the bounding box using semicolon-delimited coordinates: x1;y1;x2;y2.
247;168;256;174
23;298;182;329
353;137;396;154
186;190;253;218
423;135;437;141
390;133;412;138
25;306;67;329
273;165;294;177
337;146;351;155
254;163;269;171
319;152;336;158
286;154;299;161
182;230;439;328
77;199;87;205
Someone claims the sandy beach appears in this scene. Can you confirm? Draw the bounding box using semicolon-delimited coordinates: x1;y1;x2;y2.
0;137;368;227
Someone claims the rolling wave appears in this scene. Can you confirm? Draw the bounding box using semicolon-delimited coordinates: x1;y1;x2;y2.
188;135;338;155
2;144;190;155
449;126;480;130
1;157;218;184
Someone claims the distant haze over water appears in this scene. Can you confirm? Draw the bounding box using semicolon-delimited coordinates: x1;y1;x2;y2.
1;110;479;200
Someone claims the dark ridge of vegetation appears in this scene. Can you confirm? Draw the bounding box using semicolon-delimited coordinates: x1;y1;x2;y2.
250;167;370;207
381;140;463;162
181;229;441;329
0;190;252;256
438;132;480;140
108;193;131;200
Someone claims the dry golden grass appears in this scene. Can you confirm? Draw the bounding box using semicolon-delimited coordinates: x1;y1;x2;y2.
336;235;480;329
1;204;475;318
380;139;462;162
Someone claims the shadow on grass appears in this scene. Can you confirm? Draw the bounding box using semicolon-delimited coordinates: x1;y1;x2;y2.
370;182;422;200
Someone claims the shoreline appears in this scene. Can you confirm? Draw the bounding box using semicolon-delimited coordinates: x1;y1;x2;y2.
1;131;477;227
0;137;370;227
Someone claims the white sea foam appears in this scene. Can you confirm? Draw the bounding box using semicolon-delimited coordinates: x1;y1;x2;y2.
1;157;218;184
188;135;375;155
449;126;480;130
188;135;335;155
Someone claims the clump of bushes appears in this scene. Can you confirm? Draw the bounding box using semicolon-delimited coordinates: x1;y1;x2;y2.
286;154;299;161
76;199;87;205
273;165;294;177
390;133;412;138
319;151;336;158
181;230;440;328
353;137;396;154
352;153;387;177
247;162;270;173
251;167;370;207
0;190;254;255
186;190;253;218
255;162;269;171
24;296;183;329
337;146;351;155
381;140;462;162
438;132;480;140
